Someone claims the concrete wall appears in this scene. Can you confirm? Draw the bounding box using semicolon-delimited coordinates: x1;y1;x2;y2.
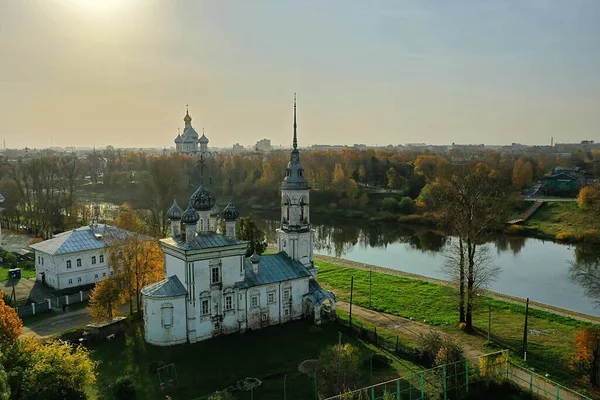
143;295;187;346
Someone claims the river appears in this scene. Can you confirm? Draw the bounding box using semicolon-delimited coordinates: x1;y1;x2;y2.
253;212;600;318
85;202;600;317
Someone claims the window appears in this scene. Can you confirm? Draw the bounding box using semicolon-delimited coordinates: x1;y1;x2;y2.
211;267;220;284
76;258;82;267
41;257;44;266
284;307;290;316
109;271;114;276
94;274;98;279
214;322;221;331
283;289;291;300
68;279;73;285
102;272;106;277
66;260;72;269
225;295;233;310
267;292;275;304
261;312;268;322
38;256;40;264
201;299;209;315
161;305;173;328
99;254;104;263
251;295;259;308
92;256;96;265
77;277;82;283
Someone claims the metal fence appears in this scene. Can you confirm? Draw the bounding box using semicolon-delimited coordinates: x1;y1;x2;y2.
508;363;592;400
16;289;91;318
324;350;510;400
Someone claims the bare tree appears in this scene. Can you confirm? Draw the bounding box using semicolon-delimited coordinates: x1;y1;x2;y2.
570;256;600;308
443;240;500;314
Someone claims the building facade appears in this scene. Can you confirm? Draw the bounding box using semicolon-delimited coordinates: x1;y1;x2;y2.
142;95;336;346
29;224;132;290
174;107;210;156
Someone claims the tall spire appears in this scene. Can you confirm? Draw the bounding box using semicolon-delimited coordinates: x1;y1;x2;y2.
293;93;297;149
184;104;192;124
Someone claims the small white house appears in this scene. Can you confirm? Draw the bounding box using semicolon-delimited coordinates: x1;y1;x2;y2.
29;224;134;290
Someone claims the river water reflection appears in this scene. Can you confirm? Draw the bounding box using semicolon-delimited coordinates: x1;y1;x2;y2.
254;212;600;317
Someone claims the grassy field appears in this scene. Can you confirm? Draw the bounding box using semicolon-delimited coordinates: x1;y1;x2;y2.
316;261;590;386
525;201;600;239
87;319;423;400
0;265;36;281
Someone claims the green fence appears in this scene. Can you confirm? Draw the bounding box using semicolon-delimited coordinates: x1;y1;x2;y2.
507;363;592;400
323;350;510;400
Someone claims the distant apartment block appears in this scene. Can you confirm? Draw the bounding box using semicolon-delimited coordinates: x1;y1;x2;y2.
255;138;272;151
232;143;245;154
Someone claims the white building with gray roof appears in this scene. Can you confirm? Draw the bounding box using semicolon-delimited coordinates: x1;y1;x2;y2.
142;95;336;346
29;224;136;290
173;106;210;156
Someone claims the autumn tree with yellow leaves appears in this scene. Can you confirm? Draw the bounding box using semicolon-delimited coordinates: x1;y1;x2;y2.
0;291;22;348
570;326;600;385
87;277;122;323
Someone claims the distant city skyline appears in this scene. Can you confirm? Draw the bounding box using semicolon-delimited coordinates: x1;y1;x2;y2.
1;1;599;149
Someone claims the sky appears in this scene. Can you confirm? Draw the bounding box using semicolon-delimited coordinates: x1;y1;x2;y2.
1;0;599;149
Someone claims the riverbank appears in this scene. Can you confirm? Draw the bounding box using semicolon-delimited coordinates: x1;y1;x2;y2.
300;251;595;392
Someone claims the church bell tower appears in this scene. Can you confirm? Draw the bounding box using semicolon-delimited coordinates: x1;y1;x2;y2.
276;94;315;275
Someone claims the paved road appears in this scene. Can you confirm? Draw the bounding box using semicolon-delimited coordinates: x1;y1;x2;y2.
20;304;134;339
1;230;33;253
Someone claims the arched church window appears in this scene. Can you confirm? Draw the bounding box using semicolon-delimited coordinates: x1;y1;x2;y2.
286;169;291;177
299;169;303;177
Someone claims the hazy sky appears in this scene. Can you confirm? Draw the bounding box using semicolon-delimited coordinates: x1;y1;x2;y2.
1;0;599;149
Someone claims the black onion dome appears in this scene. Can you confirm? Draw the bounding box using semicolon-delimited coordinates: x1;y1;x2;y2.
221;200;239;221
181;203;199;224
190;185;216;211
167;199;183;220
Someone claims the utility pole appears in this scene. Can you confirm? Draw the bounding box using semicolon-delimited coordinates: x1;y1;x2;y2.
487;299;491;343
349;276;354;328
523;297;529;362
369;265;372;309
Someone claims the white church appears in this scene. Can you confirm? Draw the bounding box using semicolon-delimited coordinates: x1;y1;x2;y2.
173;106;210;156
142;97;336;346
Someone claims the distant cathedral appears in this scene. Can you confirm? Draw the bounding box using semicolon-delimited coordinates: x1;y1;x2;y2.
174;106;210;156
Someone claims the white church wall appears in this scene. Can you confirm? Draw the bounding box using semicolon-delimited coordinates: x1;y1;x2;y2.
165;254;185;282
144;295;187;346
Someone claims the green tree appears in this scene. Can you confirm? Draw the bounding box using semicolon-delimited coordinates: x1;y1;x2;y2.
317;343;361;397
397;197;415;215
0;363;9;400
237;217;267;257
112;376;137;400
2;337;96;400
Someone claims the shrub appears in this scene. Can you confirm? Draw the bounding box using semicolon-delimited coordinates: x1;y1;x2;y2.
419;331;465;367
381;197;399;212
112;376;136;400
317;343;361;396
3;252;17;267
582;229;600;244
27;237;43;246
328;202;338;211
208;391;236;400
556;231;582;242
398;197;415;215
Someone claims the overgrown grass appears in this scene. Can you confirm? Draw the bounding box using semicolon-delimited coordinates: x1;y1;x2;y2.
0;265;36;281
526;201;600;239
317;261;590;385
88;319;423;400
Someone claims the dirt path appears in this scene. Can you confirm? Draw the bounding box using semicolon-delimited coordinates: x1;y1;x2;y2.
336;301;483;359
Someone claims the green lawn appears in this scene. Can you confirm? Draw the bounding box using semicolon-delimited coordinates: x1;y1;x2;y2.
0;265;36;281
317;261;590;386
87;319;424;400
525;201;600;238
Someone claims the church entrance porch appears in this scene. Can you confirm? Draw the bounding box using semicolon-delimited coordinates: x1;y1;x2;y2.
303;283;337;325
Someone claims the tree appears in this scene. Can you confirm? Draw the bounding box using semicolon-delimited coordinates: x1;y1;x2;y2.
397;197;415;215
386;167;403;189
569;255;600;308
427;164;511;329
112;376;137;400
0;290;22;348
114;202;147;234
512;158;534;190
237;217;267;257
88;278;122;323
570;326;600;385
577;183;600;212
317;343;361;397
442;243;499;326
419;331;465;367
0;363;10;400
107;232;164;318
2;337;96;399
